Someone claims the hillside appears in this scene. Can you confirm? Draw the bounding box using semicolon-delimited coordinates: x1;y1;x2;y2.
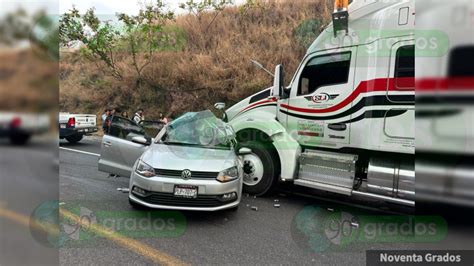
0;48;58;112
59;0;331;119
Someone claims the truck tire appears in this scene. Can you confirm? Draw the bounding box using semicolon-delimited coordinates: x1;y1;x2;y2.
66;134;83;144
9;133;31;145
240;141;279;196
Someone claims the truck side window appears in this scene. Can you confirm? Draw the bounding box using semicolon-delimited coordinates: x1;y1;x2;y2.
109;116;146;140
394;45;415;89
448;46;474;77
298;52;351;96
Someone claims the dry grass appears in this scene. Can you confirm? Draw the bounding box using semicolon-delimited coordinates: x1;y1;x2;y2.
0;48;58;112
60;0;331;119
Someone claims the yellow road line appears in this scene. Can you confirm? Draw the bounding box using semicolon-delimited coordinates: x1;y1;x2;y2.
0;206;60;238
59;208;188;266
0;206;187;266
0;207;32;227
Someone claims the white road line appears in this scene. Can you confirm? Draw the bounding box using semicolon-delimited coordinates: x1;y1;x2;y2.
60;147;100;157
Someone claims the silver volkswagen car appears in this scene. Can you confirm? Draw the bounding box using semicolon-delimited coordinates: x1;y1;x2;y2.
99;110;247;211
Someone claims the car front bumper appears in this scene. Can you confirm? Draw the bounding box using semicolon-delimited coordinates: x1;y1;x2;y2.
129;171;242;211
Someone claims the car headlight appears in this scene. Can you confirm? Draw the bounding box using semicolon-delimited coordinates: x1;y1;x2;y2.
216;166;239;182
135;160;155;178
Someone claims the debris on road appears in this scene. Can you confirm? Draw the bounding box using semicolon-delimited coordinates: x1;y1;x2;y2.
117;188;130;193
273;204;281;208
327;208;334;212
251;206;258;211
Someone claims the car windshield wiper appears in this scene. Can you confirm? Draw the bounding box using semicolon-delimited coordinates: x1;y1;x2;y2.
162;141;201;147
162;140;231;150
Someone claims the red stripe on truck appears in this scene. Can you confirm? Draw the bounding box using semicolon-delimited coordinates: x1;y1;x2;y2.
281;78;413;114
237;97;278;115
416;77;474;91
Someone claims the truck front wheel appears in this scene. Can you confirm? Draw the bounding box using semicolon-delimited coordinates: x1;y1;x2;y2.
66;134;83;144
240;141;279;196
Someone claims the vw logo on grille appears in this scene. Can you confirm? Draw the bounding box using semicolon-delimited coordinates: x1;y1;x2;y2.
181;169;192;180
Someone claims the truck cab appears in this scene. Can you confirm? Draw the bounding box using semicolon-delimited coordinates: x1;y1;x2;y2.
225;0;415;206
416;0;474;207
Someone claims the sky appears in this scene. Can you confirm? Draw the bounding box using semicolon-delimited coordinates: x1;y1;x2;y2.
0;0;246;16
0;0;57;15
59;0;247;15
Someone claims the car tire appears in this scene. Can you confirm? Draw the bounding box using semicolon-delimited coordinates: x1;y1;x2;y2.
66;134;83;144
240;141;279;196
9;133;31;145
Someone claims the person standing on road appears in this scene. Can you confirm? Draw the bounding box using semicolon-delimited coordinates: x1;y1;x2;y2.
102;108;111;133
159;112;168;124
102;109;110;124
121;111;129;119
103;108;116;133
132;109;144;125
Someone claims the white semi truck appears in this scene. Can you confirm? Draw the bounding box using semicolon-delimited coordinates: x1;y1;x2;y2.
223;0;416;206
416;0;474;207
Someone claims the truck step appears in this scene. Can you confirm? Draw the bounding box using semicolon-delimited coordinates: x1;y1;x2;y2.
294;179;353;196
296;150;358;195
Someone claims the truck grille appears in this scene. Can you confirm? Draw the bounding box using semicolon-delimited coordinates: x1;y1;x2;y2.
135;192;234;207
154;169;219;179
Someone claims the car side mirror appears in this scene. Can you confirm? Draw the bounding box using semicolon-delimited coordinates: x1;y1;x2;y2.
214;102;228;121
132;136;150;146
272;65;284;99
214;102;226;110
238;147;252;156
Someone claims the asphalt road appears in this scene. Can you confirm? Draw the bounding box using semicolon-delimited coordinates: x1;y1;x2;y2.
0;137;59;266
57;136;474;265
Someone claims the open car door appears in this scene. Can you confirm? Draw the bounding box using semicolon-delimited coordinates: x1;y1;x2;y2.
98;116;162;177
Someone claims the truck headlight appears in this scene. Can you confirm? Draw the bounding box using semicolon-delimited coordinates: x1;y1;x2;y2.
216;166;239;182
135;160;155;178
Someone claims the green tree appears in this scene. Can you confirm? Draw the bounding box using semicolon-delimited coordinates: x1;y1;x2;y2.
117;1;174;84
59;7;123;79
0;9;58;60
60;1;176;84
179;0;233;33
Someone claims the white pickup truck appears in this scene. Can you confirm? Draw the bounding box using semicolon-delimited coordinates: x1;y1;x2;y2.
59;113;98;143
0;112;50;145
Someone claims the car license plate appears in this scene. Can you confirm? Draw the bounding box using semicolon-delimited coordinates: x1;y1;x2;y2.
174;185;198;198
60;124;66;129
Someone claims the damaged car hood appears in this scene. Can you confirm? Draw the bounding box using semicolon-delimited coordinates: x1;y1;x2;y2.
142;143;237;172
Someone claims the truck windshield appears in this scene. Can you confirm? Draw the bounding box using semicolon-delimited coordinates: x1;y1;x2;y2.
160;110;235;149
